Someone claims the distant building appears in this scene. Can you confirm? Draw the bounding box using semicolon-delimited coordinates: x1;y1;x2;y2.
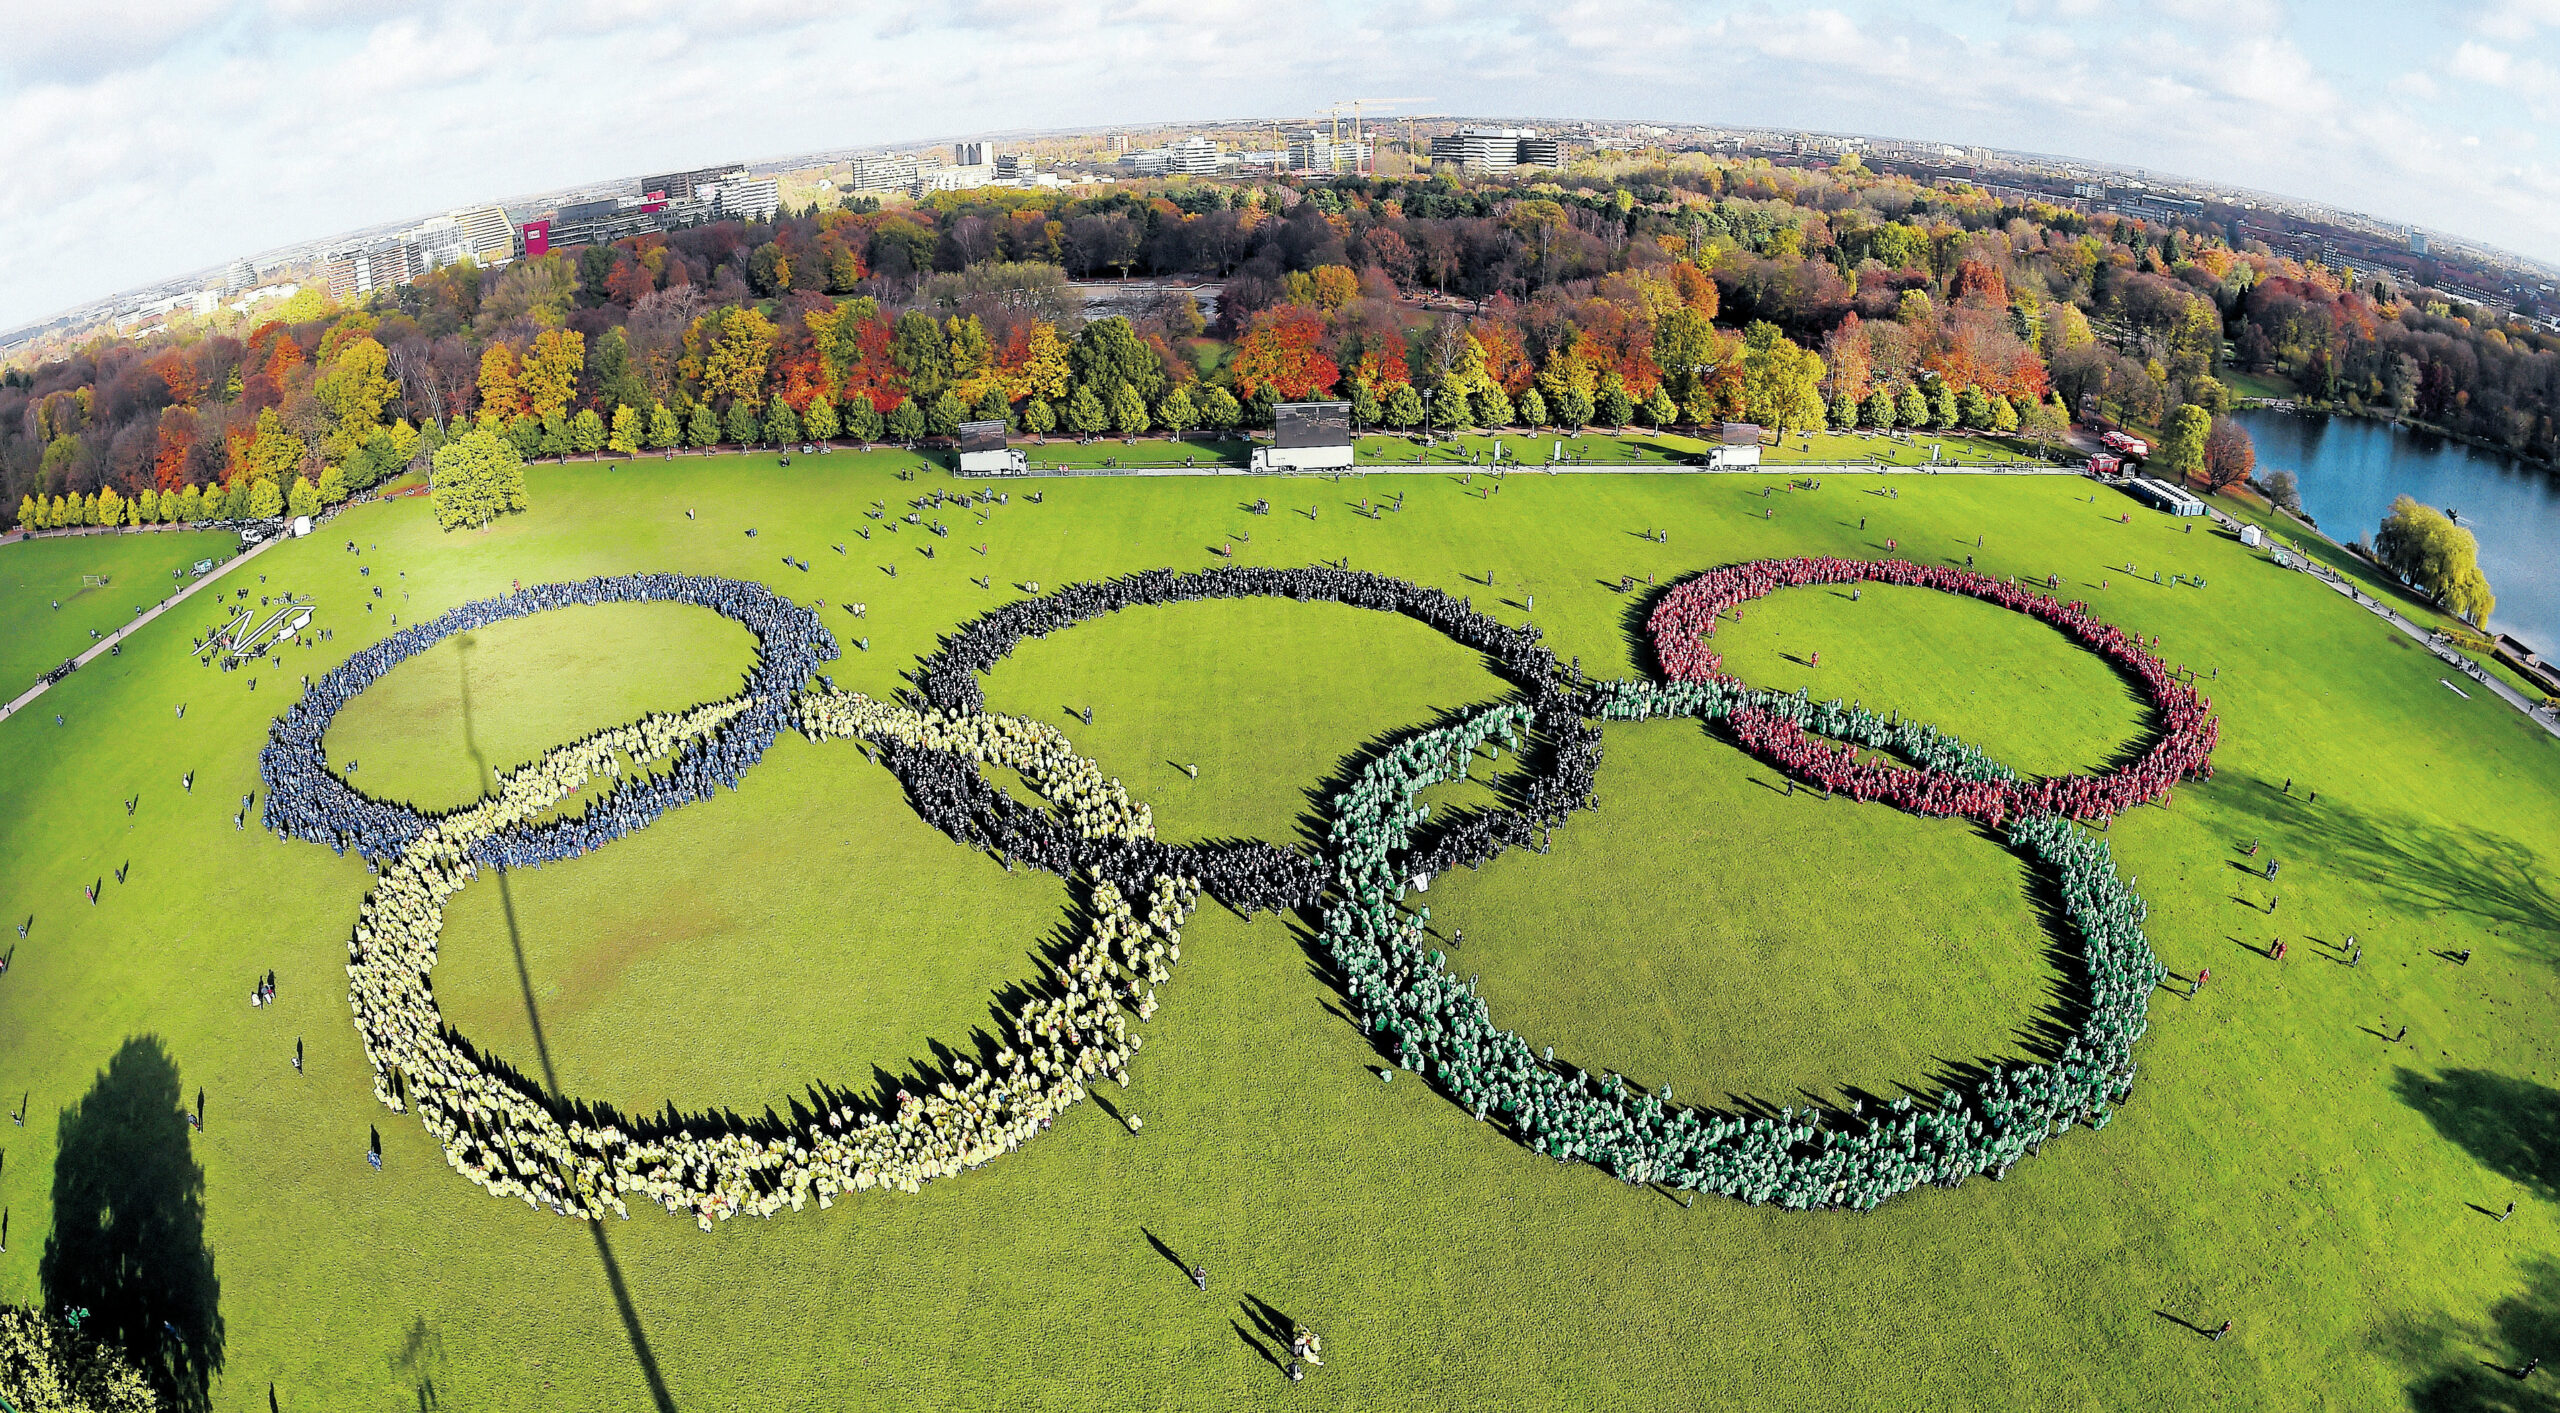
953;141;993;167
994;153;1034;180
701;177;781;223
323;238;416;301
1429;127;1560;172
1122;136;1222;176
222;258;258;294
2408;228;2429;256
1287;130;1372;173
847;153;922;194
916;165;995;195
641;163;747;201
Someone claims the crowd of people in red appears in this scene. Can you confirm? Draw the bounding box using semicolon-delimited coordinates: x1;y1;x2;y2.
1647;557;2219;827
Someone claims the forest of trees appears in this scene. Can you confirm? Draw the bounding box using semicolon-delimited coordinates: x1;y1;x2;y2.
7;152;2557;531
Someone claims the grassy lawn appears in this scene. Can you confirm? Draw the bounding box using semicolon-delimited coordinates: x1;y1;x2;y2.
1;449;2556;1411
0;528;237;692
2226;369;2303;401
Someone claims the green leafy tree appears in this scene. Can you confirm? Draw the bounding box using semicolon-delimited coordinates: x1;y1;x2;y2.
1554;385;1594;430
1930;383;1960;430
429;426;529;531
537;412;571;460
2159;404;2211;485
889;312;952;402
1105;384;1150;437
1349;382;1382;429
1069;317;1166;403
176;484;204;521
846;399;885;443
1992;395;2020;434
1156;385;1199;437
1957;386;1993;429
1475;386;1516;428
804;394;840;441
1022;397;1057;438
247;479;284;519
647;402;680;450
686;402;720;450
318;465;348;504
608;405;641;456
1595;375;1634;429
1516;386;1549;428
928;391;970;439
886;397;926;442
972;385;1012;430
0;1305;160;1412
1383;383;1423;429
1064;386;1109;436
569;408;606;456
506;415;543;461
725;398;761;446
2375;494;2497;622
1897;385;1930;428
1828;393;1858;429
764;398;801;446
1862;387;1897;430
1196;385;1242;433
286;475;319;519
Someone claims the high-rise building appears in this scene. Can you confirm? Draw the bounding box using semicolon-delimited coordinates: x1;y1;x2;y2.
1287;130;1373;173
954;141;993;167
994;153;1034;180
322;238;417;301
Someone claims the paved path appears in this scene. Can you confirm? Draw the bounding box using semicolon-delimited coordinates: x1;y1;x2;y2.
2280;550;2560;740
985;459;2079;480
0;535;278;724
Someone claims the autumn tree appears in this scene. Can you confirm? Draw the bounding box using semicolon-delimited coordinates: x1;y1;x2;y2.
477;345;523;423
1230;307;1340;402
517;329;585;423
2201;416;2255;492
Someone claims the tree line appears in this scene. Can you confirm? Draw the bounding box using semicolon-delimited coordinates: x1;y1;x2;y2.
10;153;2555;528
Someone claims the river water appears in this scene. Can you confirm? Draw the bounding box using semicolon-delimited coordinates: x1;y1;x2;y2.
2231;409;2560;654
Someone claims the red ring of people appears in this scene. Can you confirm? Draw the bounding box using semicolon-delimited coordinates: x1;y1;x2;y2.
1647;558;2219;825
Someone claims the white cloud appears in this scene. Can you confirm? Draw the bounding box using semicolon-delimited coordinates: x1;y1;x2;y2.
4;0;2560;333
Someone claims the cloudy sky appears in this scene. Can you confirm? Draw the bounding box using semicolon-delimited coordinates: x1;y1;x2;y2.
5;0;2558;331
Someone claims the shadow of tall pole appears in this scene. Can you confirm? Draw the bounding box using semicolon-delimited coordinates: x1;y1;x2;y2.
458;636;676;1412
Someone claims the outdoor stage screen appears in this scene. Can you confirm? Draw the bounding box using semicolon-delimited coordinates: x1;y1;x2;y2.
957;420;1008;454
1273;402;1352;450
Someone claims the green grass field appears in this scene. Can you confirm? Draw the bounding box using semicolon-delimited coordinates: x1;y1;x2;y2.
3;451;2556;1411
0;529;236;691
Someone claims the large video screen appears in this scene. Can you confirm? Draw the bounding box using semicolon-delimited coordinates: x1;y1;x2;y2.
1274;401;1352;450
957;420;1008;454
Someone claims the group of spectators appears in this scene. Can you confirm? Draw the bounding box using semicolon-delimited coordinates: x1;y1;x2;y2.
1646;556;2218;825
259;573;834;864
332;665;1199;1228
1319;685;2171;1212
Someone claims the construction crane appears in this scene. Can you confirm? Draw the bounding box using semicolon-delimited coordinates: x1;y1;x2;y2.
1341;98;1430;174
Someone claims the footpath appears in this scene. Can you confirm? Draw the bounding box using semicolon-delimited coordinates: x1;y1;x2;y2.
0;534;280;724
2266;536;2560;741
992;459;2077;480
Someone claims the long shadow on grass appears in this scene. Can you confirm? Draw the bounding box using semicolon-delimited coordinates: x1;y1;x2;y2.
2380;1072;2560;1408
2378;1256;2560;1411
2217;786;2560;948
40;1036;223;1413
460;638;679;1413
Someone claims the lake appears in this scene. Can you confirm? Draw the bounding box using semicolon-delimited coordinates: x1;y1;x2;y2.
2231;408;2560;654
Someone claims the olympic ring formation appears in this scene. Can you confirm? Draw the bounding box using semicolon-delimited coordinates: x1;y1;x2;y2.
262;557;2214;1224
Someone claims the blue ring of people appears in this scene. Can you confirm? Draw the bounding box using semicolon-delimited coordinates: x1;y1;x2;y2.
258;562;2197;1225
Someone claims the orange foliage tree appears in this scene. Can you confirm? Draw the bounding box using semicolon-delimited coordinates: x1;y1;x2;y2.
1230;307;1340;402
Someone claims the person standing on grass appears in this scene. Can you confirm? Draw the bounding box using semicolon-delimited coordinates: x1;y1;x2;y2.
1192;1263;1207;1292
2500;1202;2515;1222
2212;1320;2231;1342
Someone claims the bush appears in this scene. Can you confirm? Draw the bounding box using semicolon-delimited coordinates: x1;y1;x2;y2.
0;1305;160;1413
